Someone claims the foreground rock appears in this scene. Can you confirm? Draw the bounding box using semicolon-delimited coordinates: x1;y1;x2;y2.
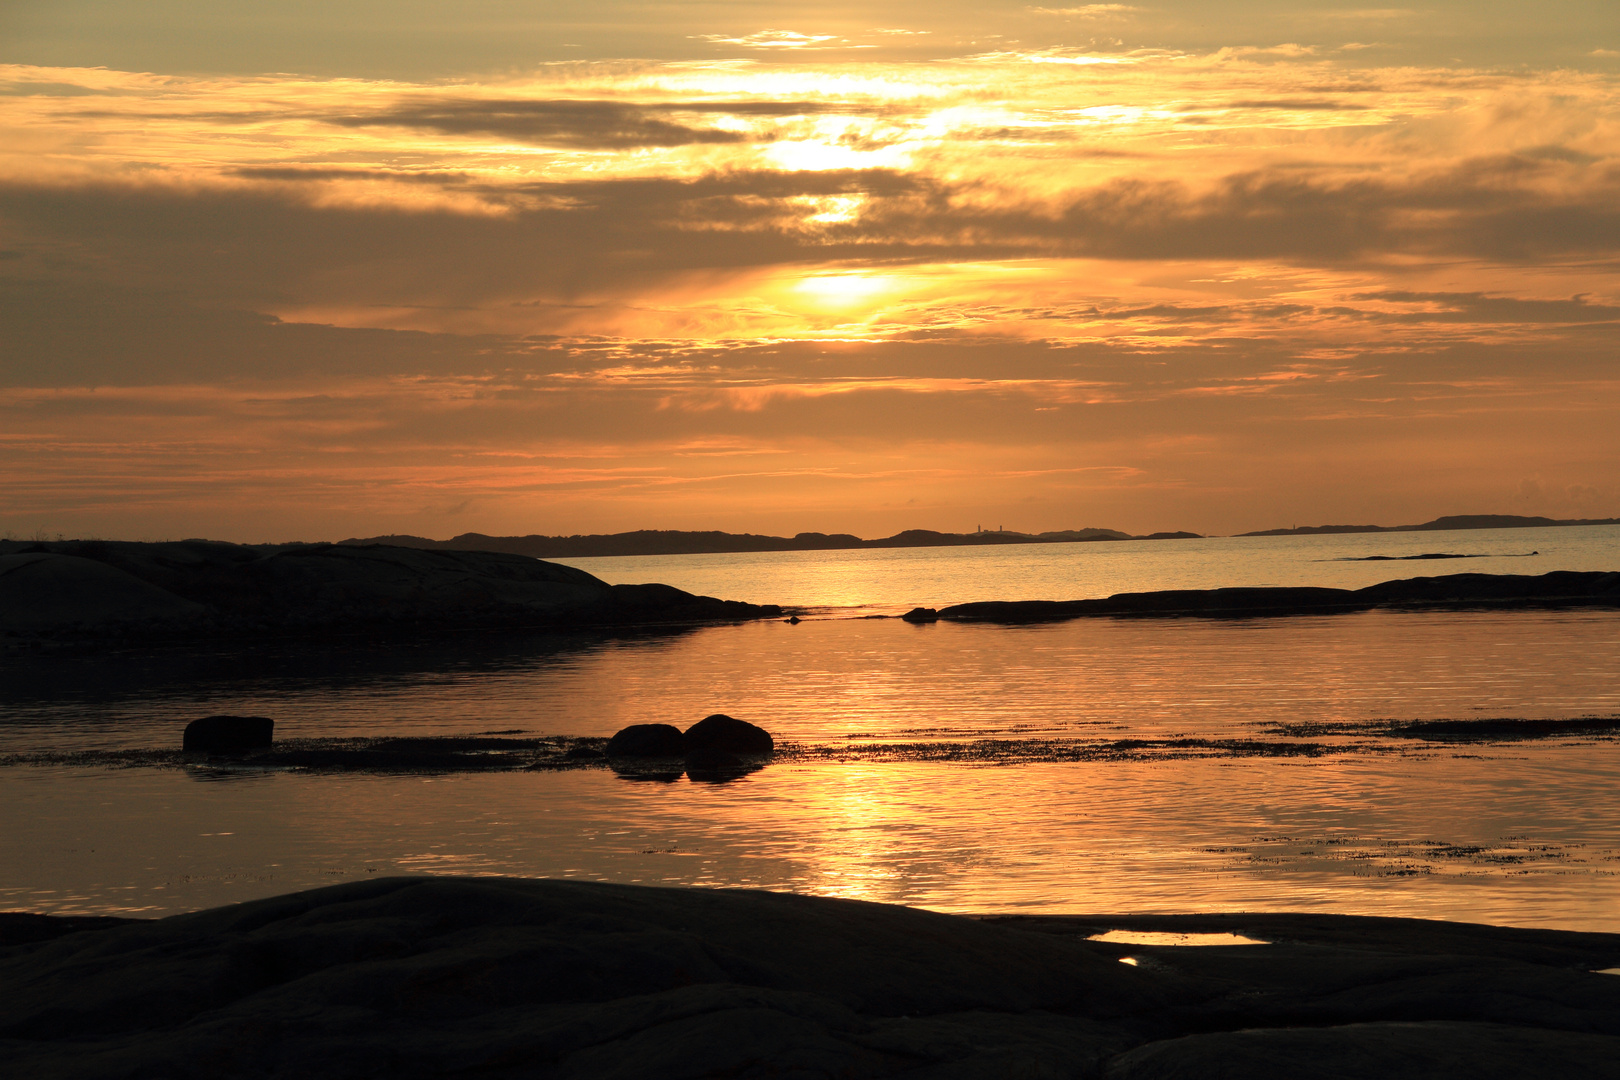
181;715;274;753
0;539;781;644
936;570;1620;623
605;723;687;757
2;878;1618;1078
603;716;776;782
684;713;774;754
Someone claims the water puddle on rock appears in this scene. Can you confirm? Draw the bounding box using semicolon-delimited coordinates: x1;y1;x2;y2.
1087;930;1269;946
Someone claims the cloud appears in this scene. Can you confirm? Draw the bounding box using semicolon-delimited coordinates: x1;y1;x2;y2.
1316;8;1417;19
1219;99;1369;111
228;167;473;185
1349;291;1620;325
695;31;846;50
6;54;1620;537
321;99;763;148
1028;5;1139;15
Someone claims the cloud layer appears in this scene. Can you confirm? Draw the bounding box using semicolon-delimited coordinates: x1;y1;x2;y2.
2;39;1618;538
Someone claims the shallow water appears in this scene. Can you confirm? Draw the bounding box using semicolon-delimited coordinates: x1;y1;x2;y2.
4;749;1617;929
3;528;1619;927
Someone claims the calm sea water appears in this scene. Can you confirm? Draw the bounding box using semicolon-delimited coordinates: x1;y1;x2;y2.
551;524;1620;614
3;526;1618;928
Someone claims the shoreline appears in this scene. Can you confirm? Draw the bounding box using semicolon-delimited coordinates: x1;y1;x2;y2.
4;877;1618;1076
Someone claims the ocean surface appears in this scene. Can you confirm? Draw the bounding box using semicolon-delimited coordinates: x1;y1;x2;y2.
3;524;1619;928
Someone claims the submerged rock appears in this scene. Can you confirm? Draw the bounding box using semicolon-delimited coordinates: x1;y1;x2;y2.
684;714;774;754
606;723;687;757
181;715;274;753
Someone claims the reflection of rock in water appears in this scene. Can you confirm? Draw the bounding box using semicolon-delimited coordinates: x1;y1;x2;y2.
684;749;767;784
610;761;687;782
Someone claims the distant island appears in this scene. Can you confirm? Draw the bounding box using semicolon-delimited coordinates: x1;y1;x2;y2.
1239;513;1620;536
337;527;1202;558
341;514;1616;559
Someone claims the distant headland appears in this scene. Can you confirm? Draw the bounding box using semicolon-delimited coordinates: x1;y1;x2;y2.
341;514;1617;559
1238;513;1620;537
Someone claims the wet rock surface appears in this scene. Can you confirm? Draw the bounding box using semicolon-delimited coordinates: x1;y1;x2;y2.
2;878;1618;1078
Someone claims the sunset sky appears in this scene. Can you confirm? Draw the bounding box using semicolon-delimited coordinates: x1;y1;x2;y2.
3;2;1618;541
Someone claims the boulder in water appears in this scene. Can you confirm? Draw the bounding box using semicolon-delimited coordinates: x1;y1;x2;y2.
182;715;274;753
684;714;773;754
606;723;686;757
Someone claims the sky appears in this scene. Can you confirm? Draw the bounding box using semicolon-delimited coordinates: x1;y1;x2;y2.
2;2;1619;541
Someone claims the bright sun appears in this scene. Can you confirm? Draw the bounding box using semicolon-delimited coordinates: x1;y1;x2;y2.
792;273;900;311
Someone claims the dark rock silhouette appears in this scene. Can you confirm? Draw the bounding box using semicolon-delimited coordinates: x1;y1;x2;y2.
3;877;1618;1077
1244;513;1620;536
0;552;207;631
606;723;687;757
901;606;939;623
684;714;774;754
181;715;274;753
336;525;1156;558
0;539;781;643
935;571;1620;623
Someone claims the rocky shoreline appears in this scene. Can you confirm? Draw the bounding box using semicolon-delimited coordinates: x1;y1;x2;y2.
0;540;781;646
3;876;1618;1077
8;714;1617;781
905;570;1620;624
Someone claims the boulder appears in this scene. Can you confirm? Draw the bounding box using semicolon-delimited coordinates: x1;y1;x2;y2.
182;715;274;753
684;714;773;754
901;607;939;623
605;723;686;757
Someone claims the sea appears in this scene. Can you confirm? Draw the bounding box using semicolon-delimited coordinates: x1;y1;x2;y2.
3;525;1619;930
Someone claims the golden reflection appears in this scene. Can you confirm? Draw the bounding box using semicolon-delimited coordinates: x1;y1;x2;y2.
794;763;921;906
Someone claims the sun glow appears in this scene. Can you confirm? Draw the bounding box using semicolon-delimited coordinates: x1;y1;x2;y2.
792;273;905;312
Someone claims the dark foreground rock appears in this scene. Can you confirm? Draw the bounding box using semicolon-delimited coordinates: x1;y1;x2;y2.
606;723;687;757
181;715;274;753
0;539;781;644
684;714;774;754
936;570;1620;623
2;879;1618;1078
